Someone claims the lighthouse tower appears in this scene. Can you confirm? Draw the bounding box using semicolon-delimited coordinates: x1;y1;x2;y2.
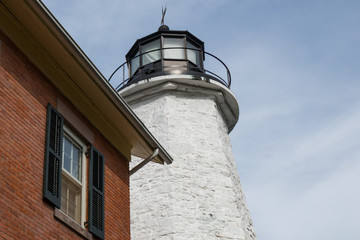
110;24;256;240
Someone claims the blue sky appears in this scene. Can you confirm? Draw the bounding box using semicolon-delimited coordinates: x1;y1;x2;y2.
42;0;360;239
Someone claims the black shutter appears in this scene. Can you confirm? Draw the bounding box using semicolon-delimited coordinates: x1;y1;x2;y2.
43;104;63;208
89;146;105;239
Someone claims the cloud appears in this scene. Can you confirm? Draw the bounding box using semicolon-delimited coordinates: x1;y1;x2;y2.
229;36;360;239
41;1;360;239
248;157;360;240
238;92;360;240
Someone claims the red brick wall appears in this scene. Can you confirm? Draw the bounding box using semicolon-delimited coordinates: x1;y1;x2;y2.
0;31;130;239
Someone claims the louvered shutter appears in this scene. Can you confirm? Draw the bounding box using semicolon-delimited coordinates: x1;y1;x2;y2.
88;146;105;239
43;104;63;208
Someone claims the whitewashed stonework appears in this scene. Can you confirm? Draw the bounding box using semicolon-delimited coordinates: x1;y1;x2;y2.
121;77;256;240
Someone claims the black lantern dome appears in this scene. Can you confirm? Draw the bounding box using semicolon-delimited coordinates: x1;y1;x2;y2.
158;24;170;31
109;26;231;90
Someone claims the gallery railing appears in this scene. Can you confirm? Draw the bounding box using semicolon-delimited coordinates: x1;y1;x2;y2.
108;47;231;91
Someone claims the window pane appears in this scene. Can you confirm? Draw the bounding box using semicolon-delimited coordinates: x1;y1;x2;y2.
130;51;139;76
63;135;82;181
164;38;185;59
63;138;71;173
61;178;67;209
72;147;81;181
186;41;201;66
61;176;82;224
142;39;160;65
68;186;77;219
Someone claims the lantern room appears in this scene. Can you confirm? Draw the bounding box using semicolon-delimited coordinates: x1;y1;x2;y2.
109;25;231;90
127;25;204;78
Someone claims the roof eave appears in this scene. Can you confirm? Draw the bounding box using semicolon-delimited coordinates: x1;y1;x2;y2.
0;0;172;165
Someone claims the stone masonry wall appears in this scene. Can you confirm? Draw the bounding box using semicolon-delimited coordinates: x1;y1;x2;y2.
128;88;256;240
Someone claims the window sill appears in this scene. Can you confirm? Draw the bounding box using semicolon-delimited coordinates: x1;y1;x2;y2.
54;208;92;240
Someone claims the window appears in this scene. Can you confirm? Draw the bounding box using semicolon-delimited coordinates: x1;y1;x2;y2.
141;39;161;65
130;50;139;76
43;104;105;239
163;37;185;59
61;127;86;225
186;41;201;66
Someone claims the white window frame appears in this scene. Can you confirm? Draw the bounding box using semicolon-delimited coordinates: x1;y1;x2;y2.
62;125;87;227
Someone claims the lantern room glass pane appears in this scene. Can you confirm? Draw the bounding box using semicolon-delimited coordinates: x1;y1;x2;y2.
130;50;139;76
142;39;161;65
186;41;201;66
163;38;185;59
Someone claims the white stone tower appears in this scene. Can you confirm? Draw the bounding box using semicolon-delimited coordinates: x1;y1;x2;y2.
110;24;256;240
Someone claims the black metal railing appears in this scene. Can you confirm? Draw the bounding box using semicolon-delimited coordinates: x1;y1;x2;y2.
108;47;231;91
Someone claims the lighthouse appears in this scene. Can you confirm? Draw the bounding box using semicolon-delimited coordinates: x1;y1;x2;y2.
110;23;256;240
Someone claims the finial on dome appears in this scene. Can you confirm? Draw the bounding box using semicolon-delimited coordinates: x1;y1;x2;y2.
161;6;167;25
158;24;170;31
159;6;170;31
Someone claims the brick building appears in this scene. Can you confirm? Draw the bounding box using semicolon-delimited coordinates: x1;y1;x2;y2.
0;1;172;239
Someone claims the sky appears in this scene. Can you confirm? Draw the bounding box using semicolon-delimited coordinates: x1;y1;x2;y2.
42;0;360;239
